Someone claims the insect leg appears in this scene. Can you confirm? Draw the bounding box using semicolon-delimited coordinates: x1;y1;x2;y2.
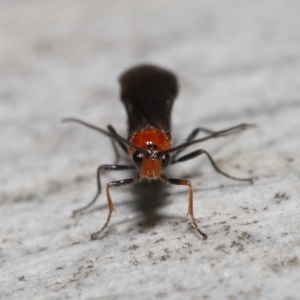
172;149;253;183
91;175;141;240
73;164;135;217
172;124;254;161
160;175;207;239
172;127;216;159
107;124;128;164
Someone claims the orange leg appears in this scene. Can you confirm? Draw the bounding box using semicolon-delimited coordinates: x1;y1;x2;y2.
161;175;207;239
91;175;140;240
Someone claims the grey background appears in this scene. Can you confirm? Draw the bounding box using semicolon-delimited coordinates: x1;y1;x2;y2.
1;1;299;299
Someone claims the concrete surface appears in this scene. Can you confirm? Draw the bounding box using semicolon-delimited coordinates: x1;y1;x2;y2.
0;0;300;299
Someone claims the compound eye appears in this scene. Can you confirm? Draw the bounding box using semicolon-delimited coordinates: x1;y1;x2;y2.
132;151;143;169
161;153;171;169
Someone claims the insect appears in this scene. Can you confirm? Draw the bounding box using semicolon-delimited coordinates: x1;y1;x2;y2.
64;64;253;240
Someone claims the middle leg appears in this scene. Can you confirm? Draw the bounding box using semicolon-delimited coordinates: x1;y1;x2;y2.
172;149;253;183
73;164;136;217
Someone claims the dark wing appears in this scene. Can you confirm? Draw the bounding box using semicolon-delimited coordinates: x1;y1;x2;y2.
119;65;178;137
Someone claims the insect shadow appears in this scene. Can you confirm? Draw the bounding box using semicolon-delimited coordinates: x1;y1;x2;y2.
129;179;169;229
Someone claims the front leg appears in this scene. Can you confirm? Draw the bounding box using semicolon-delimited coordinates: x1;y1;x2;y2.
91;175;141;240
160;175;207;240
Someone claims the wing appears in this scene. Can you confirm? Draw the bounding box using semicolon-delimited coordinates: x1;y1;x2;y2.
119;65;178;137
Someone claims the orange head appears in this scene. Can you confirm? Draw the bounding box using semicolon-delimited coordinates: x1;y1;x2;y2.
128;127;172;179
